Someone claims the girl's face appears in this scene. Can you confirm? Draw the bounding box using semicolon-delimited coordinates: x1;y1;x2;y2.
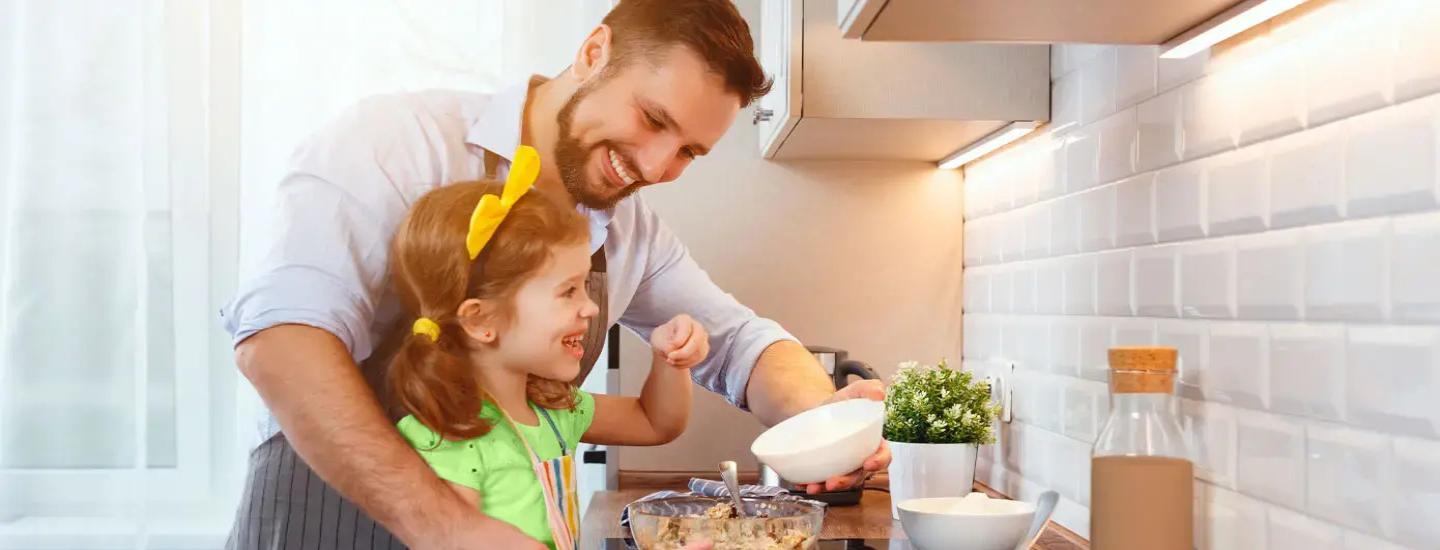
490;240;599;381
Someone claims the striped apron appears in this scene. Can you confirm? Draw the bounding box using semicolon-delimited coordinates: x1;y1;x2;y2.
492;403;582;550
224;149;610;549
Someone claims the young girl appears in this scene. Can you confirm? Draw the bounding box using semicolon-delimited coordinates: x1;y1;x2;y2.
386;147;707;549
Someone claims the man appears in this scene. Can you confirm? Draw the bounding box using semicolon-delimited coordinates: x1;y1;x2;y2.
223;1;889;548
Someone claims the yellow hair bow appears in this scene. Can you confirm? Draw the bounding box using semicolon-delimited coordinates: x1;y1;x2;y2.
466;145;540;260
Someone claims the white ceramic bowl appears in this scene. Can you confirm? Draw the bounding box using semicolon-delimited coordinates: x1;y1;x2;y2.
749;399;884;483
898;493;1035;550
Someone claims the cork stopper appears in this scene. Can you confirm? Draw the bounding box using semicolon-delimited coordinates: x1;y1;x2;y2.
1108;347;1178;373
1109;347;1178;394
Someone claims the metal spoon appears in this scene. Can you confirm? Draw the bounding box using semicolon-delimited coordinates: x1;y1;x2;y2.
719;460;746;517
1013;491;1059;550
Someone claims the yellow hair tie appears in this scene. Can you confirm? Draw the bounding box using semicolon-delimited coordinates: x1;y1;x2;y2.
412;317;441;342
466;145;540;259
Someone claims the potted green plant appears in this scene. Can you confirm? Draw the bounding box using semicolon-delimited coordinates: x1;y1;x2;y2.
883;359;999;519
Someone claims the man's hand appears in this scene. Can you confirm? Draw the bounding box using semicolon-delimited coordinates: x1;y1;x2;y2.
800;379;891;495
650;314;709;369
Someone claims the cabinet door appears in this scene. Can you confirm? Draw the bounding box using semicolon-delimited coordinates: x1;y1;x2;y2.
755;0;802;158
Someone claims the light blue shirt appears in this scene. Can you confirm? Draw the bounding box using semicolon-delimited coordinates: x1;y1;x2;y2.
222;78;795;440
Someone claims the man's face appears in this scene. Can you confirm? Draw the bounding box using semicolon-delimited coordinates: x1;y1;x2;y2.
555;45;741;210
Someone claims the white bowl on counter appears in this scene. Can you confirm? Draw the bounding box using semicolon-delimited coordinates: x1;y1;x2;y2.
898;493;1036;550
749;399;884;484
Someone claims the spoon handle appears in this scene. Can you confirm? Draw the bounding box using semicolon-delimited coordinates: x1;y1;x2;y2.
719;460;745;515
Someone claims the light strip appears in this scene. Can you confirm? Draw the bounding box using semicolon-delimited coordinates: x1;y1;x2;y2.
1160;0;1309;59
937;121;1040;170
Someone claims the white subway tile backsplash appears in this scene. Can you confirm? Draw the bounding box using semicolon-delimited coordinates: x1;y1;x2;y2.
1096;250;1132;316
1306;423;1393;535
1303;0;1394;126
1393;436;1440;547
1036;135;1064;200
964;269;990;313
1112;318;1154;348
1183;76;1237;160
1096;109;1138;184
960;2;1438;541
1391;213;1440;321
1063;255;1096;315
1342;530;1410;550
1206;322;1268;409
1269;506;1344;550
1080;47;1117;125
1051;72;1081;135
1077;317;1110;382
1115;46;1158;110
1268;324;1346;421
1002;210;1026;264
967;316;1001;361
1115;173;1155;247
1155;161;1208;241
1157;48;1208;93
1023;202;1051;260
990;266;1013;314
1393;0;1440;101
1206;146;1270;236
1269;121;1346;229
1137;89;1184;172
1201;486;1268;550
1180;239;1235;319
1235;229;1305;319
1063;379;1104;446
1345;95;1440;217
1235;409;1306;510
1347;326;1440;438
1050;317;1079;377
1036;259;1065;315
1066;127;1100;193
1223;38;1307;146
1183;399;1235;487
1050;436;1094;506
1304;219;1388;321
1134;245;1179;317
1012;263;1037;315
1161;320;1209;400
1079;185;1117;252
1050;194;1080;255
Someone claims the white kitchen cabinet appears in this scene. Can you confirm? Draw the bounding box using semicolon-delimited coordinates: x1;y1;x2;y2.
838;0;1237;43
757;0;1049;161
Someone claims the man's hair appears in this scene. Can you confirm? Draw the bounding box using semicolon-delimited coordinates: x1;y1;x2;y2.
602;0;772;107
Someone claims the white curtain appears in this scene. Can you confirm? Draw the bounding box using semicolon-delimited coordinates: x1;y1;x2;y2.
0;1;608;547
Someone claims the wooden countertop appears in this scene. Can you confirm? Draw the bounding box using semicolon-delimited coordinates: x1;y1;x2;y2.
579;486;1087;549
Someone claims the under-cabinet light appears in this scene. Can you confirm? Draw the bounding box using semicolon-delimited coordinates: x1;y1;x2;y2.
937;121;1040;170
1161;0;1310;59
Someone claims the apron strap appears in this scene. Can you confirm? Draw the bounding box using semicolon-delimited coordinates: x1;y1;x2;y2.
482;149;502;180
536;407;569;455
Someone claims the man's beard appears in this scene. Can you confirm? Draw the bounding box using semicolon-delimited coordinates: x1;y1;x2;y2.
554;81;645;210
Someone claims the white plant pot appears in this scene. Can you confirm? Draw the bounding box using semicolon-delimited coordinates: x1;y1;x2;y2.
887;441;979;520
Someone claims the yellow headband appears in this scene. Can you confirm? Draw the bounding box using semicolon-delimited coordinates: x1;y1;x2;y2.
412;317;441;342
466;145;540;260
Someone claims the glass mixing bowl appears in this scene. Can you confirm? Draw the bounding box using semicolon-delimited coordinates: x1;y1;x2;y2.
627;496;824;550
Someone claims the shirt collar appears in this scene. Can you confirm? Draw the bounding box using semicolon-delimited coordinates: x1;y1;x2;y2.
465;75;548;162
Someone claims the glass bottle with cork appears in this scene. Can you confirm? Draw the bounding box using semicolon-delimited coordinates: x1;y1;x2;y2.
1091;346;1194;550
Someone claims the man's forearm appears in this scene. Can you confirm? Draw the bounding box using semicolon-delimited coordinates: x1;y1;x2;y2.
236;324;477;546
743;340;835;426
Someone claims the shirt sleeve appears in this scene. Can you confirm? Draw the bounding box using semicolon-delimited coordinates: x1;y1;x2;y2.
396;415;485;492
617;199;798;411
220;93;434;361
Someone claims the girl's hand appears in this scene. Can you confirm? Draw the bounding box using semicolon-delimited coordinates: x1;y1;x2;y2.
650;314;709;369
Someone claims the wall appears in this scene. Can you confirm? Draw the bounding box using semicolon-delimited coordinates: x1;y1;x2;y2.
614;0;966;473
961;0;1440;548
